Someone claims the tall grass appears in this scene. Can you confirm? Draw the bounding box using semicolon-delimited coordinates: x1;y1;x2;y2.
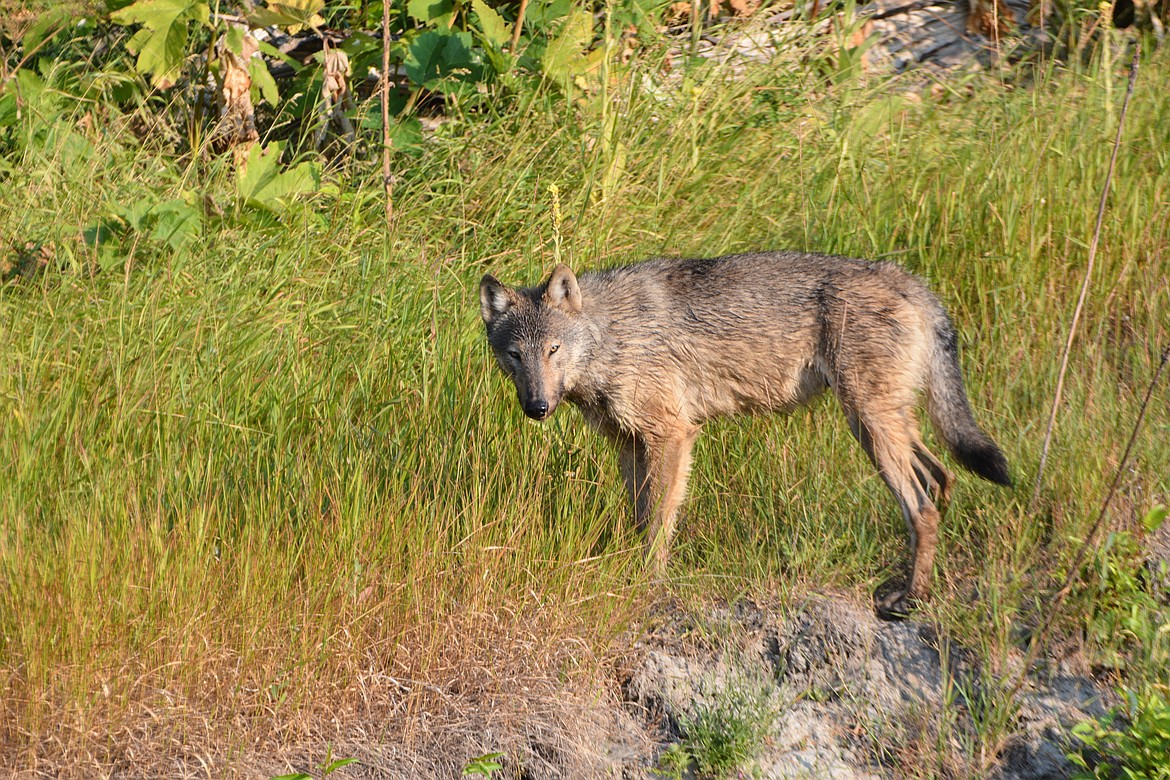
1;38;1168;775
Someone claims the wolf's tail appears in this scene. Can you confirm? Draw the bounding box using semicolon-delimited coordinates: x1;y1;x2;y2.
925;316;1013;487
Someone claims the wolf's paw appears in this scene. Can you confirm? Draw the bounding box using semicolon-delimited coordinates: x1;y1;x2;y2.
874;588;918;621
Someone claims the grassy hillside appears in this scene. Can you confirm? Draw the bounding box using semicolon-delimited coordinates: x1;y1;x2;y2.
1;32;1168;776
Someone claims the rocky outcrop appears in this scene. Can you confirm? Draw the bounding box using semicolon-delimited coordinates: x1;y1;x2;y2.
617;597;1111;778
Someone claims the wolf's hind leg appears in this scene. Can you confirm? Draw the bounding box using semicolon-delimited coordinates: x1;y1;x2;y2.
912;438;954;515
844;407;942;617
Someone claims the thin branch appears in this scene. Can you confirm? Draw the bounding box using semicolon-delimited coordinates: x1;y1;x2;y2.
511;0;531;51
381;9;394;227
1030;48;1140;510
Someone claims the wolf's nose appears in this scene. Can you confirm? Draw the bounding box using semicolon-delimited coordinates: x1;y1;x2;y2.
525;400;549;420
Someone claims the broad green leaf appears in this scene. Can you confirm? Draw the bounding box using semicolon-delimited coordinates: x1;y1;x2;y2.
116;198;156;232
404;30;479;88
255;160;321;204
471;0;509;48
376;116;424;156
480;42;515;78
404;30;446;85
407;0;454;25
15;69;45;102
111;0;206;28
224;25;245;56
541;8;594;85
341;32;382;56
126;27;154;57
524;0;574;31
149;198;202;249
81;219;121;249
249;58;279;106
237;142;282;203
111;0;210;87
1142;505;1167;534
237;142;322;211
133;17;191;85
98;248;127;272
247;0;325;33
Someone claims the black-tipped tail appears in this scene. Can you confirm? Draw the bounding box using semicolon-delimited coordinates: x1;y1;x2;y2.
951;436;1014;487
927;318;1014;488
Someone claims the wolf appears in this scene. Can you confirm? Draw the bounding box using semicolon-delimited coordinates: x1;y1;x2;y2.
479;251;1012;615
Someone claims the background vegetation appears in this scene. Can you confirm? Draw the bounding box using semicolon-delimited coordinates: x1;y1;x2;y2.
1;0;1168;776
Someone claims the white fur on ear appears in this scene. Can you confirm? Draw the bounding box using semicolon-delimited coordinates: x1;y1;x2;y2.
480;274;514;324
544;264;581;314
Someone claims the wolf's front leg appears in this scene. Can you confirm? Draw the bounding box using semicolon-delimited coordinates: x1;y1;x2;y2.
629;426;700;576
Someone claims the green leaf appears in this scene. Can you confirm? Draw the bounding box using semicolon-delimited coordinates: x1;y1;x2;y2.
149;198;202;249
540;8;594;86
247;0;326;33
21;8;72;52
364;114;424;155
0;89;17;129
111;0;210;88
404;30;445;85
268;774;313;780
255;40;304;72
322;757;359;775
404;30;480;88
260;161;321;204
224;25;246;56
81;219;121;249
471;0;509;48
249;58;279;106
463;751;505;775
116;198;156;232
237;142;322;211
237;142;280;203
523;0;573;32
341;32;382;57
407;0;454;25
1141;505;1167;534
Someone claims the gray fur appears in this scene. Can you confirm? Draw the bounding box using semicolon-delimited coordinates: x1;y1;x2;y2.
481;251;1012;616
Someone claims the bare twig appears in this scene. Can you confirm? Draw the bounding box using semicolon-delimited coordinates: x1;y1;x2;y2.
1008;345;1168;703
381;9;394;227
511;0;531;51
1030;48;1140;510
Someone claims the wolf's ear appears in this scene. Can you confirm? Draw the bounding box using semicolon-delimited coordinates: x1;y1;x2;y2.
480;274;517;324
544;264;581;314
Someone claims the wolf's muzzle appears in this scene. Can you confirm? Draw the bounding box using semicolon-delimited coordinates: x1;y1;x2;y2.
523;399;550;420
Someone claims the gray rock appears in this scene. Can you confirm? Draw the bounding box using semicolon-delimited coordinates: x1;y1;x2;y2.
620;597;1109;779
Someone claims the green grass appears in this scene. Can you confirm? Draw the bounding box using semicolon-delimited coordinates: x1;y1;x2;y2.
2;38;1169;775
672;681;776;779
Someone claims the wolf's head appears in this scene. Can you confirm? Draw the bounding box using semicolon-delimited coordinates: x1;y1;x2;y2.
480;264;589;421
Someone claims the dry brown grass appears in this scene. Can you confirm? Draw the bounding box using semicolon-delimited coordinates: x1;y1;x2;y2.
4;596;650;778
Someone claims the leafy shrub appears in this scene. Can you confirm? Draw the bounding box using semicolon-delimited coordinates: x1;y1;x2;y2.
1070;684;1170;780
1064;506;1169;670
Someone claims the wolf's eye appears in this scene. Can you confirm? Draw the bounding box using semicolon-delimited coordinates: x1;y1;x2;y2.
507;349;521;361
549;344;559;356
